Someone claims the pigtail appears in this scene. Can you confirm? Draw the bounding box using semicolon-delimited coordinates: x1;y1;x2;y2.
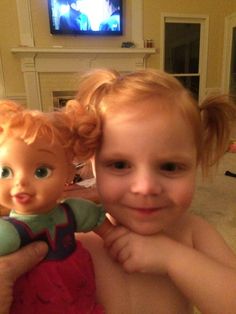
199;94;236;174
75;68;120;111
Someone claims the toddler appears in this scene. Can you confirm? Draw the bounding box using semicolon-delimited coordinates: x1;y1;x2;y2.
74;68;236;314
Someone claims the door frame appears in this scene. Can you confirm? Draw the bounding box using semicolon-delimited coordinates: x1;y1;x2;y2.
222;13;236;93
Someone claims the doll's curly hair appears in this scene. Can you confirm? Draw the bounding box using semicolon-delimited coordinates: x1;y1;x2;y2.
0;100;101;163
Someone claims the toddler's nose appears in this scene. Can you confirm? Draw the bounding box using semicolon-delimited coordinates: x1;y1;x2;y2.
130;171;162;196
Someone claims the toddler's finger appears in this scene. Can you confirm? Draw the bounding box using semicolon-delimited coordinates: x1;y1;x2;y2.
104;226;129;247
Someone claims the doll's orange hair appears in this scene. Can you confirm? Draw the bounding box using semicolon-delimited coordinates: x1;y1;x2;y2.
0;100;101;163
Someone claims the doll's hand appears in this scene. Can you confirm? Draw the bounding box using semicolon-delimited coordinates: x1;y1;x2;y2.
0;242;48;314
104;226;176;274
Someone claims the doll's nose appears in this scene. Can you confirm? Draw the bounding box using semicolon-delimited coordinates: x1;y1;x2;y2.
14;174;29;187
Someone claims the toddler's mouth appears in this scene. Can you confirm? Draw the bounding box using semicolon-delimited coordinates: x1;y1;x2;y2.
128;206;166;215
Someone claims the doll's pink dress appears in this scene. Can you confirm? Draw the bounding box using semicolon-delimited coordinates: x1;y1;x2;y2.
1;199;105;314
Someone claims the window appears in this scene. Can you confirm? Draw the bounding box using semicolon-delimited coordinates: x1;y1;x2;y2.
161;15;208;99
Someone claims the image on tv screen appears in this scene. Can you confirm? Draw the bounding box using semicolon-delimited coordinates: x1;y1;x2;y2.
48;0;123;35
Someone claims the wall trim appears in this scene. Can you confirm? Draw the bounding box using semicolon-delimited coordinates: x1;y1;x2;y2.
15;0;34;47
222;13;236;93
0;55;6;98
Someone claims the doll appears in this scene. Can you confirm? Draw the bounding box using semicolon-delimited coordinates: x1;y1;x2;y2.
0;100;111;314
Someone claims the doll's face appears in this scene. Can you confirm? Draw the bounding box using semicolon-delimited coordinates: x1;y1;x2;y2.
0;137;74;214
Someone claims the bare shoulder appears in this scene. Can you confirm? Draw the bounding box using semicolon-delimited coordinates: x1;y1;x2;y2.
187;213;236;267
78;232;193;314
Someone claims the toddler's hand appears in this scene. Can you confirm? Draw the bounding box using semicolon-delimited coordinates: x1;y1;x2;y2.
104;226;175;274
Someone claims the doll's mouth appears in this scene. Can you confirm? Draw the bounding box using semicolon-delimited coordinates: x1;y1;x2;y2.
12;193;32;204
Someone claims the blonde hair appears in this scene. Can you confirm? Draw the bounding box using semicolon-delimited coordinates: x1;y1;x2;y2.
0;100;101;163
75;68;236;175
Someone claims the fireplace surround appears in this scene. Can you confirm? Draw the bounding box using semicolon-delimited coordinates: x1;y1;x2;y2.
12;0;156;111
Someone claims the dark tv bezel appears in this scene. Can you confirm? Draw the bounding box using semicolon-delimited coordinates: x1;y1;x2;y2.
48;0;123;36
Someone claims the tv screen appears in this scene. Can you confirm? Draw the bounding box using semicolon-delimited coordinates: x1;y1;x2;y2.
48;0;123;36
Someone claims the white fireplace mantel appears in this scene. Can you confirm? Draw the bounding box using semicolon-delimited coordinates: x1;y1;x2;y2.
11;47;156;110
11;47;156;73
12;0;156;110
11;47;156;56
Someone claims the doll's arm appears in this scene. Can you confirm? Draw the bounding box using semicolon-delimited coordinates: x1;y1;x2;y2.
65;198;113;236
0;218;21;256
93;217;114;239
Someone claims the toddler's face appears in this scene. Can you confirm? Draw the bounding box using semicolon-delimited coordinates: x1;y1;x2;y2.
95;104;198;235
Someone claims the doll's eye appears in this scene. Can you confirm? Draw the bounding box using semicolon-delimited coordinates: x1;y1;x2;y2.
0;166;13;179
35;166;52;179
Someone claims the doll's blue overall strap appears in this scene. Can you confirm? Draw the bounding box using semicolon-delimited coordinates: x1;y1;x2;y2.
4;203;77;260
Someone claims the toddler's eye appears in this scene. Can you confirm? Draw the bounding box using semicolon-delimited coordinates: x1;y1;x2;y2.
161;162;178;172
0;166;13;179
35;166;52;179
113;161;129;170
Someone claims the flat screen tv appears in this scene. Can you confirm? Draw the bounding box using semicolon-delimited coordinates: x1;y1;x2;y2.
48;0;123;36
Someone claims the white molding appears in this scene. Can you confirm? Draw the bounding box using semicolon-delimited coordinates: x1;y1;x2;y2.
15;0;34;47
4;94;27;105
11;47;155;55
199;16;209;99
11;47;155;109
131;0;144;47
222;13;236;93
205;87;223;96
0;54;6;98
